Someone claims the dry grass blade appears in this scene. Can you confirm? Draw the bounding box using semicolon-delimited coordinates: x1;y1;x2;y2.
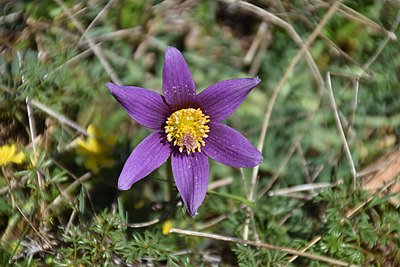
268;182;336;197
30;99;89;136
19;50;44;191
326;72;357;188
288;236;322;263
26;97;43;189
123;218;162;228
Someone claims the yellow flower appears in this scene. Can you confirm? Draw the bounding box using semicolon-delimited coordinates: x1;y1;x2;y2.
0;144;25;166
162;219;173;235
75;124;116;173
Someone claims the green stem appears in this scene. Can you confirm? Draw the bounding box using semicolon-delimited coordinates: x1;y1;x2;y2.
166;158;174;202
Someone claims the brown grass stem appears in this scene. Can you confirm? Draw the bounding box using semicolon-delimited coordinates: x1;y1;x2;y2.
326;72;357;189
170;228;360;267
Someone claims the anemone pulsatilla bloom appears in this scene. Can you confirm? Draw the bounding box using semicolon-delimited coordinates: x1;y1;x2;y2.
108;47;262;216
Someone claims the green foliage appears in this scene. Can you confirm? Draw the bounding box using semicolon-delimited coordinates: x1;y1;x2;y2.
233;244;261;267
233;244;288;267
314;185;400;265
56;211;183;266
124;231;181;266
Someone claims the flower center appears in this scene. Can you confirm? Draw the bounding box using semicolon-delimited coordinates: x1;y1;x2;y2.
164;108;210;154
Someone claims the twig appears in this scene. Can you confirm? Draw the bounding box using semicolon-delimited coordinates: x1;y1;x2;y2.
169;228;360;267
350;77;360;127
30;99;89;136
326;72;357;189
208;177;233;191
268;182;337;197
288;236;322;263
123;218;162;228
25;97;43;189
18;51;44;190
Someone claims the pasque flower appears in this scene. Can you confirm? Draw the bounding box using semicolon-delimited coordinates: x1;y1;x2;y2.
108;47;262;216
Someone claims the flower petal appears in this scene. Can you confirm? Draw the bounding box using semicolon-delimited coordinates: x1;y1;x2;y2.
118;131;171;190
108;83;170;129
10;151;25;164
172;151;209;216
202;122;262;168
195;78;261;122
162;47;196;109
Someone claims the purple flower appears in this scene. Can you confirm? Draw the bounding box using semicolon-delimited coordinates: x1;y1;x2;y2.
108;47;262;216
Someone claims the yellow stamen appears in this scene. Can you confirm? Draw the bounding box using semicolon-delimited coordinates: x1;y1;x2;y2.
164;108;210;154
